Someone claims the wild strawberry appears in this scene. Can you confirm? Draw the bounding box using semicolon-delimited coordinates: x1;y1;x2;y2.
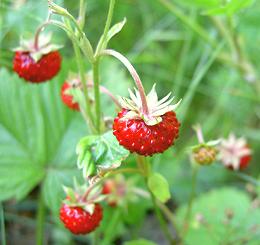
61;81;80;111
60;182;105;235
218;134;252;170
113;85;181;156
13;33;62;83
60;203;102;235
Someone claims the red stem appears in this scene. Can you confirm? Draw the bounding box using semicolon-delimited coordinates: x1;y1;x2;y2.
193;125;204;144
99;49;149;115
34;13;52;50
86;82;121;108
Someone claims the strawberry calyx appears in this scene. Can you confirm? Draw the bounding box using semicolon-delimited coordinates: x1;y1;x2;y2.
118;84;181;126
62;182;105;215
13;33;63;62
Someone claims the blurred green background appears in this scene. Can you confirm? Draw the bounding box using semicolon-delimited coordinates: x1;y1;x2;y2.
0;0;259;244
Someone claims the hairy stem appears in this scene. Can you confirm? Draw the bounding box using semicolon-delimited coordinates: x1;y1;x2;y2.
137;156;176;244
78;0;86;29
81;168;142;201
100;49;149;115
72;41;96;132
95;0;116;55
36;188;45;245
33;14;52;51
193;124;204;144
86;82;121;108
92;59;101;133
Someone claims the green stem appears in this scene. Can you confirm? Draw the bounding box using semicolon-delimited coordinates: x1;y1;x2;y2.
149;190;175;244
95;0;116;55
137;156;175;244
36;188;45;245
92;59;101;133
78;0;86;29
157;201;179;239
0;203;6;245
72;40;96;132
92;0;116;133
182;165;199;236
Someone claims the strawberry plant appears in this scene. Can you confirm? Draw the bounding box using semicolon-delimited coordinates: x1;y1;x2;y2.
0;0;260;245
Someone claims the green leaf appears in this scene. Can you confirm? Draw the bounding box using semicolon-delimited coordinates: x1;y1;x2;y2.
0;65;85;216
124;239;157;245
104;18;127;46
94;131;129;170
76;131;129;177
97;18;127;52
176;188;260;245
148;173;171;203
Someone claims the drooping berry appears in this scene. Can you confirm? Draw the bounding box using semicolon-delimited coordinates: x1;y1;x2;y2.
60;203;103;235
218;134;252;170
13;33;62;83
61;81;80;111
13;51;61;83
113;109;180;156
113;85;181;156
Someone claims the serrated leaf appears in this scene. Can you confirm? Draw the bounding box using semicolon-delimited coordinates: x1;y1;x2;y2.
94;131;129;170
76;131;129;177
148;173;171;203
0;65;85;217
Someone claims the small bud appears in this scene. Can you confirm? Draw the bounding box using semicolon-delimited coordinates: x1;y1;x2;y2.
192;144;217;165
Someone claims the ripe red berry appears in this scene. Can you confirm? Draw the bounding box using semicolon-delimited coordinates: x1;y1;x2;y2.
59;203;103;235
113;109;180;156
13;51;61;83
61;82;80;111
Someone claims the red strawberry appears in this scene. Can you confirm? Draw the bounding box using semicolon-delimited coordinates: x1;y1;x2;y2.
218;134;252;170
13;51;61;83
113;109;180;156
61;81;80;111
113;84;180;156
13;33;62;83
60;203;103;235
